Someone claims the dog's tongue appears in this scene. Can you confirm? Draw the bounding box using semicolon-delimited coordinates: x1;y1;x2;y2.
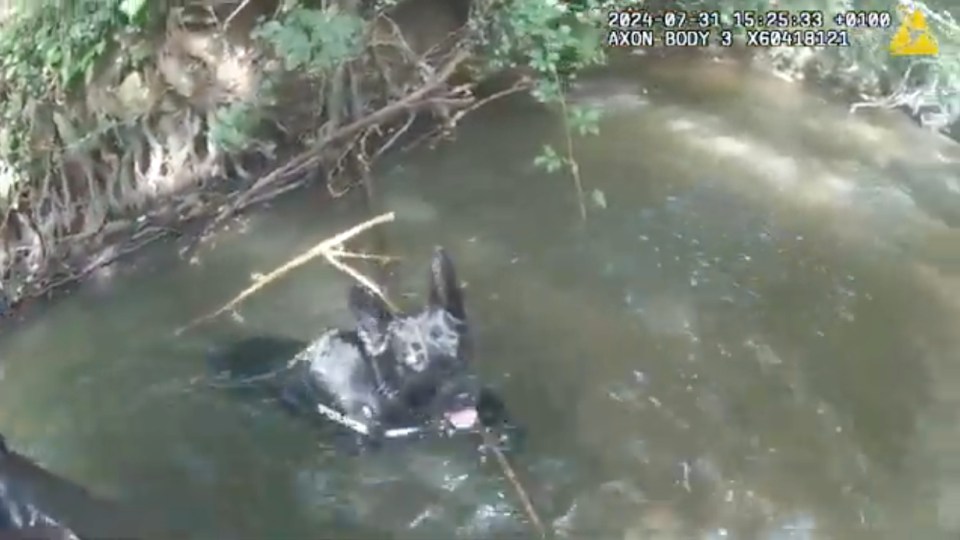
446;407;478;429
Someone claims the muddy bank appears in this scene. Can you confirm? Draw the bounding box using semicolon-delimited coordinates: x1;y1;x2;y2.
2;0;955;322
0;0;513;318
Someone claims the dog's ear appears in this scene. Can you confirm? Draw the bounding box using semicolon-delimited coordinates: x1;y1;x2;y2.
348;285;392;352
427;246;465;320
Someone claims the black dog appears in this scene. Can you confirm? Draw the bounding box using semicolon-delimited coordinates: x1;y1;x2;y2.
208;247;519;451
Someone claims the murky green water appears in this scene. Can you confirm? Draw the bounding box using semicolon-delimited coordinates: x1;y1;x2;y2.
1;53;960;539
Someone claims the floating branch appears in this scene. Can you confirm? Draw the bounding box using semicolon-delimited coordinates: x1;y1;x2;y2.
175;211;396;334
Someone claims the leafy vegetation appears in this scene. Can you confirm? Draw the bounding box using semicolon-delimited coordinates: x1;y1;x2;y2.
253;7;365;74
478;0;612;218
672;0;960;133
0;0;957;305
0;0;628;303
0;0;155;175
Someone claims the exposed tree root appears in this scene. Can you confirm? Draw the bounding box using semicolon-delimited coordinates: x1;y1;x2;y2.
0;0;528;317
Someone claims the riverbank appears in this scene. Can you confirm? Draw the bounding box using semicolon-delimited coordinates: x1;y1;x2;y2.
0;0;956;320
0;0;583;317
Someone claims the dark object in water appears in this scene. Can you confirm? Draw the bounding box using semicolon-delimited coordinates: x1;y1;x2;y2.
0;433;172;540
207;246;521;451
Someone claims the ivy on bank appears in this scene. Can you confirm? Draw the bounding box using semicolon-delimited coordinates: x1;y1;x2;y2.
0;0;155;179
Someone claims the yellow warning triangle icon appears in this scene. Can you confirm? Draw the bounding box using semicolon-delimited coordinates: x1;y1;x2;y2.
890;7;939;56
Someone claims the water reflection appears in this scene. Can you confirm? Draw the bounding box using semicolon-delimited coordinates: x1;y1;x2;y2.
0;54;958;539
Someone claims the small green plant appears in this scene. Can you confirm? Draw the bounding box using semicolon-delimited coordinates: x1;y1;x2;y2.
253;6;365;75
0;0;158;175
119;0;150;26
209;101;262;154
533;144;564;173
482;0;614;220
208;76;282;154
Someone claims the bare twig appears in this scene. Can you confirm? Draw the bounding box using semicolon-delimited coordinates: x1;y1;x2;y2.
224;0;254;29
480;429;547;539
849;58;938;114
325;249;399;263
33;225;176;299
202;49;472;237
323;250;399;312
450;77;533;125
240;181;307;209
175;212;395;334
372;112;417;160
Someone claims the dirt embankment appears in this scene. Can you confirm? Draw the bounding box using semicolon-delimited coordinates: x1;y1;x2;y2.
0;0;503;317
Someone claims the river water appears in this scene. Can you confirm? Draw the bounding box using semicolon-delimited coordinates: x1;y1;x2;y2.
1;52;959;539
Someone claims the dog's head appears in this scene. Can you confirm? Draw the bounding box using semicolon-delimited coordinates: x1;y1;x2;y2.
349;246;480;433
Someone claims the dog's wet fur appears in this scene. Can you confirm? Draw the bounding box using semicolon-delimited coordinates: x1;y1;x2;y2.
208;247;519;452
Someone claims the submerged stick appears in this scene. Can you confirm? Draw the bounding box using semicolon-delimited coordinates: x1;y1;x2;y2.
175;212;395;334
479;429;547;539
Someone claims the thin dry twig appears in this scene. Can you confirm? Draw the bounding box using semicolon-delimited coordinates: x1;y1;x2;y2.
175;212;395;334
32;226;176;299
202;49;472;235
326;249;399;263
224;0;253;29
372;112;417;161
450;76;533;125
323;250;399;312
480;429;547;539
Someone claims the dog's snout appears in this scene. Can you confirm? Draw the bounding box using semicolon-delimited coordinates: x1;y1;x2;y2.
442;387;480;431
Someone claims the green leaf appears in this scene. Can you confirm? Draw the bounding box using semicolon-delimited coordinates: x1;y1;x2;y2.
119;0;148;22
591;188;607;209
533;145;565;174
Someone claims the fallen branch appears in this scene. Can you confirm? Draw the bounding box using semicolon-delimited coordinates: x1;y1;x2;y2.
203;49;472;237
325;249;397;263
223;0;253;29
395;77;534;153
31;225;178;300
323;248;399;312
372;111;417;161
450;76;533;125
480;429;547;539
175;212;395;335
